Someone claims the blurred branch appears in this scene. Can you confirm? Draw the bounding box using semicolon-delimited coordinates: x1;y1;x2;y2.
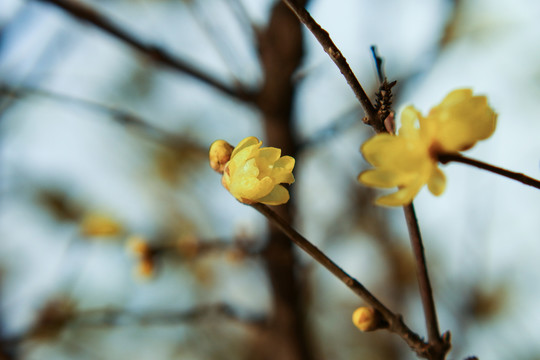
0;84;201;149
226;0;259;38
280;0;382;132
73;304;265;327
186;2;244;86
32;0;256;103
439;153;540;190
252;203;434;358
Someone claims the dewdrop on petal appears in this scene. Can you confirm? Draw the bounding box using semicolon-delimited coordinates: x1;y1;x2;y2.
352;307;386;332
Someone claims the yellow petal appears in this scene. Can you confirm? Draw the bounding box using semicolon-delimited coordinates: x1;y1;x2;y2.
227;145;259;174
361;134;400;166
255;147;282;177
427;166;446;196
257;184;290;205
229;175;274;201
230;136;261;158
430;89;497;151
271;156;295;184
375;185;419;207
358;169;401;188
399;106;423;139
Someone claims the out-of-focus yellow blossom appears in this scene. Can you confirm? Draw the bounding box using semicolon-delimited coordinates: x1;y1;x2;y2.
135;258;155;279
80;213;122;237
209;137;295;205
359;89;497;206
126;235;151;257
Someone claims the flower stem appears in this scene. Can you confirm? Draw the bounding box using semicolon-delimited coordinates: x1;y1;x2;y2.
438;153;540;190
251;203;435;358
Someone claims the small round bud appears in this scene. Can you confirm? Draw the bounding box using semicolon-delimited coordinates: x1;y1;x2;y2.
352;307;386;332
209;140;234;173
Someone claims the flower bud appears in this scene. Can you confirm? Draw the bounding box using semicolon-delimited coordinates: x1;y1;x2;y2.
352;307;386;332
209;140;234;173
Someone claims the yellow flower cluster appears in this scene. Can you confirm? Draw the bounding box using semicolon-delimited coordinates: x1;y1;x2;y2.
359;89;497;206
209;137;295;205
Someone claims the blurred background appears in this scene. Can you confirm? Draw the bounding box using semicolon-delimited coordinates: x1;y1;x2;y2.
1;0;540;359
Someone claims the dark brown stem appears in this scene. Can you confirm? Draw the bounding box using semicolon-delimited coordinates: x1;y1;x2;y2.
438;153;540;190
280;0;383;132
33;0;255;103
403;204;450;359
403;205;439;340
252;203;434;358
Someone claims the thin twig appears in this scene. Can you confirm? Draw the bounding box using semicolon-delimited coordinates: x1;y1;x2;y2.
32;0;255;103
403;204;450;359
438;153;540;190
370;45;385;83
280;0;383;132
0;84;200;148
252;203;434;358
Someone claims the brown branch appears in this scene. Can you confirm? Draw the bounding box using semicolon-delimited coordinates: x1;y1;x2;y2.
438;153;540;190
32;0;255;103
252;203;436;358
280;0;383;132
255;3;315;359
0;84;204;152
278;4;449;357
73;304;264;327
403;204;450;359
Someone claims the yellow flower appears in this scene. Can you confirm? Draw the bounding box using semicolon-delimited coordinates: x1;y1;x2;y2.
359;89;497;206
80;213;122;237
210;137;295;205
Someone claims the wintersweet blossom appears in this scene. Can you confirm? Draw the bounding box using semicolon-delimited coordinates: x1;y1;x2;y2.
209;137;295;205
358;89;497;206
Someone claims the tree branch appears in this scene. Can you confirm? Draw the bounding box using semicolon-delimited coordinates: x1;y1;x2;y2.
252;203;435;358
73;304;265;327
438;153;540;190
280;0;383;132
33;0;255;103
403;204;450;359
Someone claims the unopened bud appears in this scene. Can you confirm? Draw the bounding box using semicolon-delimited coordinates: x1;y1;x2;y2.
352;307;386;332
209;140;234;173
